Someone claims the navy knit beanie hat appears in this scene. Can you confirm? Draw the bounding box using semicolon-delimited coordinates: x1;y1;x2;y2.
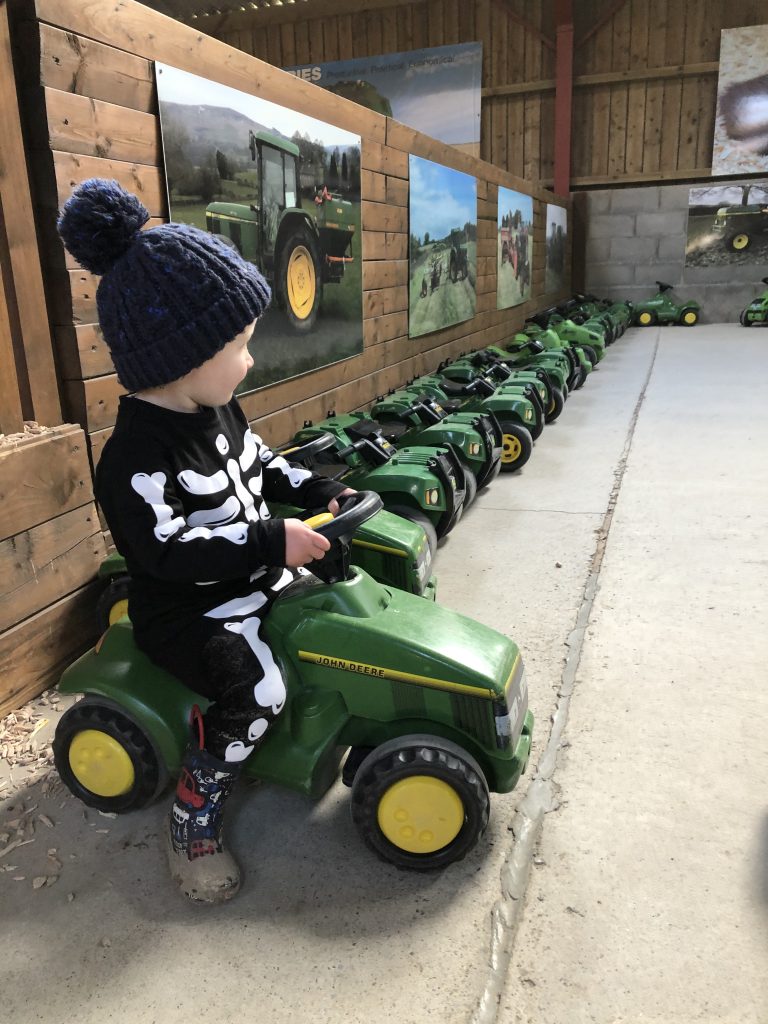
57;178;271;391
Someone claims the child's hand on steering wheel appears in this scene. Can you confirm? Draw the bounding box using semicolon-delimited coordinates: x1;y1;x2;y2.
327;487;357;517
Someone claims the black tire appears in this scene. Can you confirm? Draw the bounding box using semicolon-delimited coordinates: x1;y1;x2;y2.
53;702;164;813
635;310;657;327
498;420;533;472
545;386;565;424
461;466;478;508
96;575;130;634
679;307;699;326
277;227;322;332
350;734;490;871
570;365;586;390
739;308;751;327
384;505;438;560
580;344;598;367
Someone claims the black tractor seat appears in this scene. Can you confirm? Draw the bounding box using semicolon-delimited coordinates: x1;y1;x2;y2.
378;421;409;443
311;462;351;481
438;379;472;397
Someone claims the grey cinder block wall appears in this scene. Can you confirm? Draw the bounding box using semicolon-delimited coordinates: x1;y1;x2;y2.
583;184;764;323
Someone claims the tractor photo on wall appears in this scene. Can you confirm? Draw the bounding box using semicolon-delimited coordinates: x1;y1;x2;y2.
497;187;533;310
408;155;477;339
155;62;363;393
206;130;355;332
685;181;768;268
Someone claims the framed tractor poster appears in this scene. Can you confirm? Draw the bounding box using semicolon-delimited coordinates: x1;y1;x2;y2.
497;187;533;309
155;63;363;395
408;155;477;339
685;181;768;267
545;204;568;294
712;25;768;176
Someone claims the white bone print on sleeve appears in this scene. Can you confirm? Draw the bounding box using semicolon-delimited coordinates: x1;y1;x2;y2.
131;472;186;542
258;436;313;489
131;471;249;545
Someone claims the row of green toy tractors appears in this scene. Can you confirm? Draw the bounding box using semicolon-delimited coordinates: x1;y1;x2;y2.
740;278;768;326
50;296;628;872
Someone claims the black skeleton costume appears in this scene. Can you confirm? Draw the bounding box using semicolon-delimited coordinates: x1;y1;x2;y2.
96;394;347;762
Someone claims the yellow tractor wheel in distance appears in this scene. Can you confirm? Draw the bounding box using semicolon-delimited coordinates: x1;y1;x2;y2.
731;233;750;251
682;310;699;325
286;245;317;320
638;311;654;326
502;432;522;464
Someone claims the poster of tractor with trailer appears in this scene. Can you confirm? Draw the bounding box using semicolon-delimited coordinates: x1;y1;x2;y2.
408;155;477;339
497;187;533;310
545;204;568;294
156;63;363;394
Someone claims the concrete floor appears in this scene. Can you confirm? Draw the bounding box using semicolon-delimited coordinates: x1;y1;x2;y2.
1;324;766;1023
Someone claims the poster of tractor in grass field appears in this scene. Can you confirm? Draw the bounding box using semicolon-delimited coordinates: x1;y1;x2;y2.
545;203;568;295
497;187;533;310
156;63;363;395
408;156;477;339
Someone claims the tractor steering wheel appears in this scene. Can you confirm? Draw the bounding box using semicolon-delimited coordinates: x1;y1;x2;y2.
308;490;383;543
276;431;337;463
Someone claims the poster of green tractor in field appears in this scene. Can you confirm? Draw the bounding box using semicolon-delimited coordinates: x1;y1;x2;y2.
155;63;363;394
497;187;533;310
685;181;768;267
545;204;568;295
408;155;477;339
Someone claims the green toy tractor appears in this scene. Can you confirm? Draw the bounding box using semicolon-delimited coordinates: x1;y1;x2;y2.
290;418;466;552
633;282;700;327
398;372;536;473
438;355;547;437
96;494;438;639
739;278;768;326
53;492;533;871
367;392;502;499
462;350;566;424
522;319;593;387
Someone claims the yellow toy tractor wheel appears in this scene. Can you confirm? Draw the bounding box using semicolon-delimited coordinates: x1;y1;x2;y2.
53;702;164;813
351;735;490;870
499;420;533;473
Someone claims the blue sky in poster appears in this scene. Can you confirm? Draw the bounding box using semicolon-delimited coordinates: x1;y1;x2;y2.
285;43;482;145
410;156;476;240
498;186;533;228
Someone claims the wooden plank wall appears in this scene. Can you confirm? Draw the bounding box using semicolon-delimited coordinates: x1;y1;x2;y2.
0;425;105;717
15;0;569;474
203;0;768;189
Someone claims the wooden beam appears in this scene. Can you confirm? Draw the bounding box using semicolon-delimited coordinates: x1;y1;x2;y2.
545;166;714;188
482;61;720;98
575;0;630;50
33;0;386;144
199;0;426;34
0;230;25;435
0;2;61;426
553;0;573;197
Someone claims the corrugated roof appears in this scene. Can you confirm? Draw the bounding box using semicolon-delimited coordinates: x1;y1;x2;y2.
142;0;311;23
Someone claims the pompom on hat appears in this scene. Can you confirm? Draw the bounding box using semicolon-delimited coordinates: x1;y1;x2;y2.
57;178;271;391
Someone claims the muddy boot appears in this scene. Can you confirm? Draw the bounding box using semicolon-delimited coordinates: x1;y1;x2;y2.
167;744;241;904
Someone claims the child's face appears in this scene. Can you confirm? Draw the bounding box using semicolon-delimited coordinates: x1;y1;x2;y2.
184;319;256;407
